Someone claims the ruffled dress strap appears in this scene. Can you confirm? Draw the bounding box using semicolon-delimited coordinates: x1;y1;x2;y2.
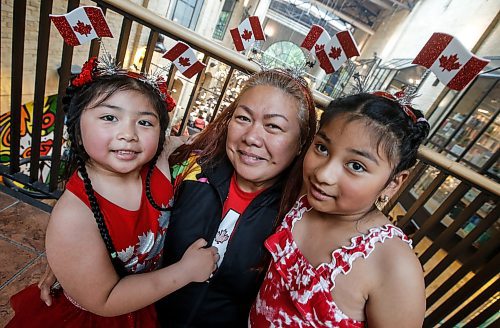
327;224;412;289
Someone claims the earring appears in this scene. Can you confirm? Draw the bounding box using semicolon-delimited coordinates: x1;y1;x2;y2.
375;195;389;211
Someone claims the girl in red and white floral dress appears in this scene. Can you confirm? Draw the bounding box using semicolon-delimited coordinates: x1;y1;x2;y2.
7;58;218;328
250;92;429;327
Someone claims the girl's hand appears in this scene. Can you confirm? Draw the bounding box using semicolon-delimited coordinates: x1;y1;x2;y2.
163;135;190;158
157;135;192;179
38;264;57;306
179;238;219;282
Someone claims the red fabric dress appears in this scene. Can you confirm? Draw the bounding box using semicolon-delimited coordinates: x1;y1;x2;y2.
249;196;412;328
7;166;174;328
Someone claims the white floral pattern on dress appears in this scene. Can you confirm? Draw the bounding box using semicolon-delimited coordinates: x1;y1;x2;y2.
118;197;173;273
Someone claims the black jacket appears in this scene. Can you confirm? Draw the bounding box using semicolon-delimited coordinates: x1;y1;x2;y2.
156;156;284;328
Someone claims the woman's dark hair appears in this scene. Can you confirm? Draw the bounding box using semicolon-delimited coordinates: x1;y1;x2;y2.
63;74;170;275
321;93;430;176
170;69;317;222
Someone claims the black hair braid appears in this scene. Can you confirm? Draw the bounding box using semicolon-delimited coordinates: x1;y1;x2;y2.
395;106;431;172
76;156;128;277
145;153;172;212
410;108;431;143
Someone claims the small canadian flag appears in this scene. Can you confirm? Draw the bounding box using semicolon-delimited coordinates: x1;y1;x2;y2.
50;6;113;46
315;30;360;74
300;24;331;56
163;41;206;79
230;16;265;52
412;33;489;90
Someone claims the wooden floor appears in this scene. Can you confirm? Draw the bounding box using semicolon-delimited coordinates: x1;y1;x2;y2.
0;190;51;326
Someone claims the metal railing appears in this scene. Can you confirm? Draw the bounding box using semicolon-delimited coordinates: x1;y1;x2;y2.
384;146;499;327
1;0;499;326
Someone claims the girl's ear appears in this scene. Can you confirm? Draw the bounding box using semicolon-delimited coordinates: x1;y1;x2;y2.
381;170;410;199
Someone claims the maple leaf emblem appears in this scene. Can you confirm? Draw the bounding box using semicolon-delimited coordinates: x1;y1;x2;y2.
314;44;325;52
328;46;342;60
73;20;93;36
178;56;191;67
439;54;461;72
215;229;230;244
241;29;253;41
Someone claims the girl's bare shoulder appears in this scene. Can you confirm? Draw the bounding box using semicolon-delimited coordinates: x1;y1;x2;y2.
49;190;93;227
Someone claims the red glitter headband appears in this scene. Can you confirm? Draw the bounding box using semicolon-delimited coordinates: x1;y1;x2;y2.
372;90;418;123
71;56;176;112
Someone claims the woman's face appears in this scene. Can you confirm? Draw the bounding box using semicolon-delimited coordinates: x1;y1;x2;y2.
226;85;302;192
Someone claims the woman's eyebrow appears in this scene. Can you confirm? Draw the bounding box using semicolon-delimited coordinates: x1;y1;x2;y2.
263;113;288;121
238;104;288;121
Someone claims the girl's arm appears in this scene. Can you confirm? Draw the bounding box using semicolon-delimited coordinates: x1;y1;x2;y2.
46;191;217;317
365;239;426;327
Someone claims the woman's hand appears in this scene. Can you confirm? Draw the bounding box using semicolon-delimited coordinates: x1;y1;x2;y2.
38;264;57;306
179;238;219;282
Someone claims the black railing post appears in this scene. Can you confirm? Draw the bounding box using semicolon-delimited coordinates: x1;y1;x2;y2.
116;17;133;65
29;0;54;183
48;0;80;191
179;55;209;134
9;0;27;174
210;66;234;123
141;30;159;73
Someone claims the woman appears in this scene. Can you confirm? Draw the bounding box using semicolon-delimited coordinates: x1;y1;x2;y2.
158;69;316;327
39;69;317;327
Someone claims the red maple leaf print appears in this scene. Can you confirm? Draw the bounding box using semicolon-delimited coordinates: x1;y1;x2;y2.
73;20;93;37
178;56;191;67
241;29;253;41
328;46;342;60
439;54;461;72
314;44;325;52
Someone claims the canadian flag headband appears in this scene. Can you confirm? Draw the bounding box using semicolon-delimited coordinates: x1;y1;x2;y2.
412;32;489;91
229;18;360;78
230;16;266;52
300;25;360;75
50;6;177;112
50;6;113;46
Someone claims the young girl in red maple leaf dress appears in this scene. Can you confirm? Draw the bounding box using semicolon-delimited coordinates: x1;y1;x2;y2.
7;57;218;328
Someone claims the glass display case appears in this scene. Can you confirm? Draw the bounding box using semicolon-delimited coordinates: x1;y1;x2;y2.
426;75;499;180
446;110;492;157
462;115;499;168
410;171;498;246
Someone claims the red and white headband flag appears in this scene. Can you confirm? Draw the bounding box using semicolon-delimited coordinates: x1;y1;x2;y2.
300;24;331;56
315;30;360;74
163;41;206;79
412;33;489;90
50;6;113;46
230;16;265;52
